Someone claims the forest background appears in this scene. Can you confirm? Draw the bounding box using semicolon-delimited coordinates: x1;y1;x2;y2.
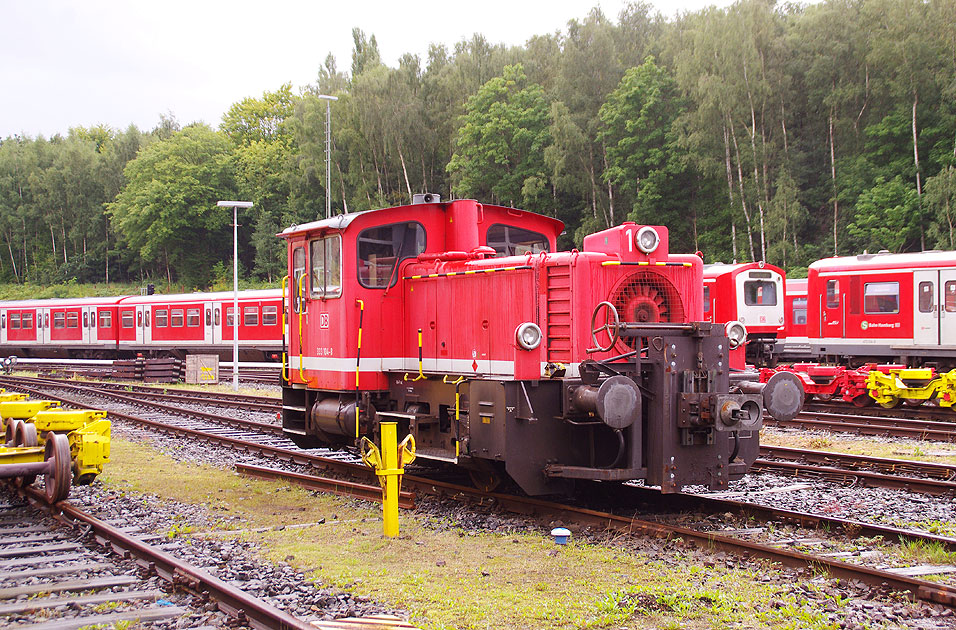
1;0;955;295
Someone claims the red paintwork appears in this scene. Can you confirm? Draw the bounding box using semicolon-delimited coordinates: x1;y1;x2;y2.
783;278;807;339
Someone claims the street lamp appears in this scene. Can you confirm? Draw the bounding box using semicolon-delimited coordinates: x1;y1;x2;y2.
217;200;253;391
317;94;338;218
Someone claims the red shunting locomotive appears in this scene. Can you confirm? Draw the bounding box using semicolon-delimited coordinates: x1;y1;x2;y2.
279;196;802;496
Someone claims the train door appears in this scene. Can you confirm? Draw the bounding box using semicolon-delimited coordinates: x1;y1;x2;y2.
914;270;940;346
83;306;94;345
289;246;308;374
37;308;48;345
212;302;223;345
942;269;956;346
136;306;146;345
820;277;844;339
204;301;214;345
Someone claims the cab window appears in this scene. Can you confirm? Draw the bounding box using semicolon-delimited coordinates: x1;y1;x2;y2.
311;235;342;298
486;224;549;257
357;222;426;289
703;286;711;313
863;282;899;314
744;281;777;306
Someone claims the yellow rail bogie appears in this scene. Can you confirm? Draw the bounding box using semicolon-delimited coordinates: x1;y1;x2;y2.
32;409;108;434
867;368;952;406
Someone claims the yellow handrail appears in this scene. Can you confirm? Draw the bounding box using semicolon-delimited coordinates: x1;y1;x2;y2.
355;299;365;439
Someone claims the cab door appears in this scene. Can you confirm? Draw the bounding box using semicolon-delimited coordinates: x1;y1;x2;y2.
820;277;844;339
942;270;956;346
914;270;939;346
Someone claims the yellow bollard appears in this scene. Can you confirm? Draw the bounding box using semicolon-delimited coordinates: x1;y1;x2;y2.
361;421;416;538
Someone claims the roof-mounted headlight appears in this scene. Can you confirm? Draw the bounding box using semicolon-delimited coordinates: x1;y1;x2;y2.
635;226;660;254
725;321;747;349
515;322;542;350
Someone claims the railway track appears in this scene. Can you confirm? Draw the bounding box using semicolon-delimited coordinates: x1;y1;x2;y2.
0;487;313;630
1;375;954;609
806;400;956;423
767;409;956;442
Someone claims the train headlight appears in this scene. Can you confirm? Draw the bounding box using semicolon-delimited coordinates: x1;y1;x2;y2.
635;226;660;254
515;322;542;350
725;321;747;349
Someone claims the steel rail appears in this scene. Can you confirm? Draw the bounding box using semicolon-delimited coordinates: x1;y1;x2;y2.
765;414;956;442
751;459;956;496
20;486;313;630
759;444;956;480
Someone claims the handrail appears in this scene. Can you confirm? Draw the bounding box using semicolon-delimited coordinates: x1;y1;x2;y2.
280;275;289;383
297;274;307;381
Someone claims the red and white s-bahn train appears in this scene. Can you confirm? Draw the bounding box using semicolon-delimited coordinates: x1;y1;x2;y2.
279;195;802;496
0;290;283;360
703;262;786;366
709;251;956;370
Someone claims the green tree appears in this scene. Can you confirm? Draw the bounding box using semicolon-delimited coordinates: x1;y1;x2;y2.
108;125;237;287
846;175;920;253
447;64;552;212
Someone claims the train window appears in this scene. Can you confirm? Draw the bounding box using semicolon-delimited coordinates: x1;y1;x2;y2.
357;222;426;289
215;308;221;327
226;307;235;328
946;281;956;312
53;313;66;329
244;306;258;326
155;309;168;327
41;313;46;328
121;311;134;328
0;314;4;329
486;224;549;257
170;309;184;327
826;279;840;308
292;247;307;313
24;313;34;329
67;312;78;328
10;313;19;330
863;282;899;314
792;297;807;325
744;281;777;306
83;312;89;328
186;309;200;327
310;235;342;298
262;305;278;326
137;311;143;327
145;310;150;327
99;311;111;328
205;309;211;326
703;286;711;313
919;282;935;313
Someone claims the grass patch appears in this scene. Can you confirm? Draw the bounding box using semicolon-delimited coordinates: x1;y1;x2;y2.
100;438;837;629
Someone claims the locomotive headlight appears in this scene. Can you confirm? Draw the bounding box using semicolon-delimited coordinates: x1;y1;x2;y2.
725;321;747;349
635;226;660;254
515;322;542;350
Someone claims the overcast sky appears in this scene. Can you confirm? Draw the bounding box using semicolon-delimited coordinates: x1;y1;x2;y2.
2;0;736;140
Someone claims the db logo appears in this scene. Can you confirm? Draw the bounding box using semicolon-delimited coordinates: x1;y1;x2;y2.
319;313;330;329
860;321;869;330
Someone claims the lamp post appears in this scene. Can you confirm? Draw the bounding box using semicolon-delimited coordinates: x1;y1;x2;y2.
217;200;253;391
317;94;338;218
